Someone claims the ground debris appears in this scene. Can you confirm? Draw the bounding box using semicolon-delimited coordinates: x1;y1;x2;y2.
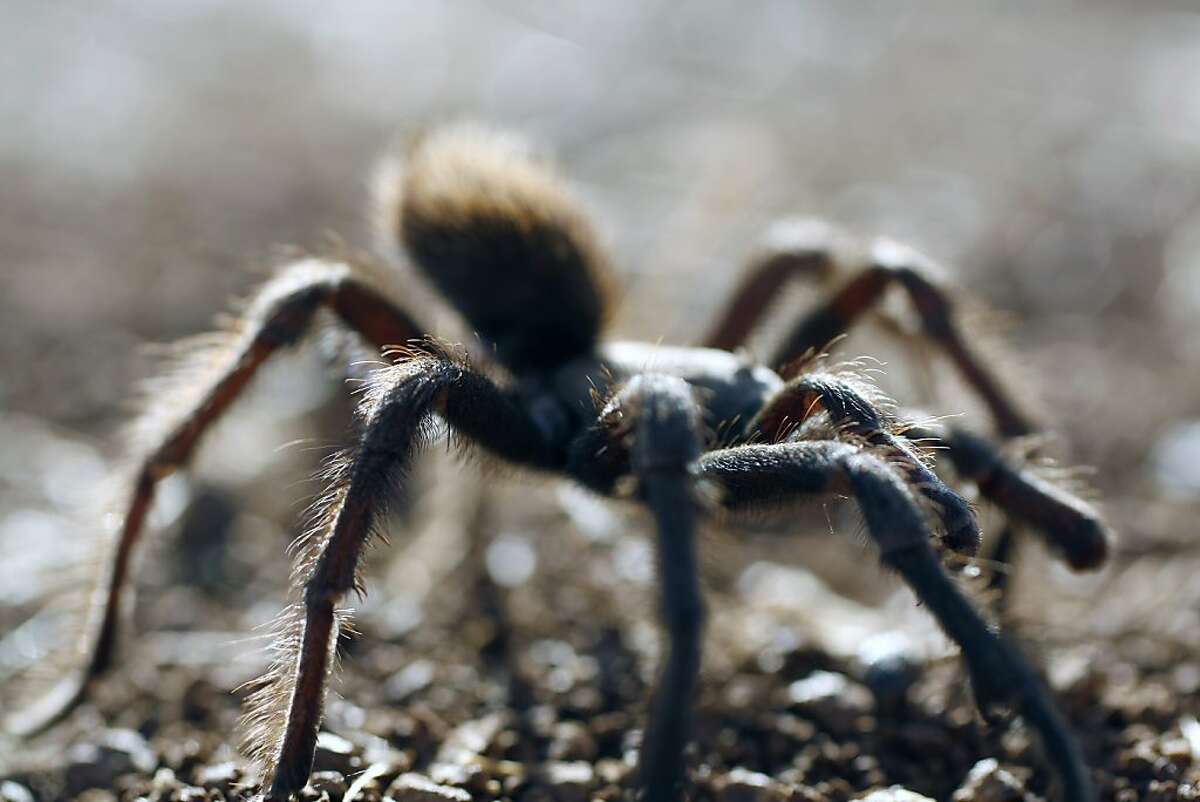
0;782;35;802
2;445;1196;802
710;767;792;802
951;759;1036;802
62;730;157;797
384;773;472;802
851;786;934;802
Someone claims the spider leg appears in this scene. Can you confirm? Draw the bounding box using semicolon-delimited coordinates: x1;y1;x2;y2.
750;371;981;554
709;228;1063;607
905;419;1111;572
7;259;429;736
697;441;1093;802
771;240;1033;437
706;225;1032;438
566;374;706;802
986;525;1019;615
703;219;843;352
242;350;553;798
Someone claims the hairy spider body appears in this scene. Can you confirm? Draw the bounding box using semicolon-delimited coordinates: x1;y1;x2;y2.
12;123;1112;802
545;342;782;447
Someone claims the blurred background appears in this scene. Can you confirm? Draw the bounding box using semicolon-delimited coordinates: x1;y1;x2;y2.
2;3;1199;801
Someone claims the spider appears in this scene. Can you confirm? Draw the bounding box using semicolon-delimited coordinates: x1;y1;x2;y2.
9;124;1111;802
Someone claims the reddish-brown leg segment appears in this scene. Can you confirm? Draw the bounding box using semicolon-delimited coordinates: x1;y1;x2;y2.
707;228;1033;438
702;219;843;352
7;260;428;736
770;256;1031;437
707;229;1045;600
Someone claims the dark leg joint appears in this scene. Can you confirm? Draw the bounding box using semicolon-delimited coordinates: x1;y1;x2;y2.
257;286;330;348
755;377;980;555
329;279;426;352
890;266;957;342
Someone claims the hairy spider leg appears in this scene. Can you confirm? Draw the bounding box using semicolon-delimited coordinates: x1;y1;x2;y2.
702;219;842;353
568;374;708;802
252;352;555;798
7;260;427;737
904;420;1111;572
706;230;1062;605
750;371;981;554
697;441;1093;802
708;232;1032;438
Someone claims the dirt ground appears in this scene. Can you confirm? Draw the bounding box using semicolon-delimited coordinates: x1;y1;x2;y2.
2;4;1200;802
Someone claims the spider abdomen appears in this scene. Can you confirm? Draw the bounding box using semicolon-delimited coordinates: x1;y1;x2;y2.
378;123;616;373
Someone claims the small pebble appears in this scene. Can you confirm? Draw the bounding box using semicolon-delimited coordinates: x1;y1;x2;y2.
344;759;410;802
64;729;158;796
1146;779;1179;802
594;758;631;786
548;720;598;761
852;786;936;802
864;654;920;714
0;782;35;802
788;671;874;734
1182;717;1200;761
952;759;1027;802
194;760;241;792
428;759;486;792
385;772;472;802
176;785;208;801
1118;744;1162;780
712;767;790;802
73;792;117;802
386;660;436;702
310;770;348;800
542;761;594;802
314;732;363;776
1160;737;1194;769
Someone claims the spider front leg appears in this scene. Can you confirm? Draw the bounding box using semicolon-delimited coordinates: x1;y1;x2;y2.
567;374;707;802
8;259;428;736
253;350;555;798
697;441;1093;802
904;419;1111;572
750;370;981;554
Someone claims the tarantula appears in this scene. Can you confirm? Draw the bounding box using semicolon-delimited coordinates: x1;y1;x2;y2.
10;124;1111;802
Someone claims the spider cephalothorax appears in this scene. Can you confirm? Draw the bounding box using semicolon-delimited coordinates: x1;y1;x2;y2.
11;123;1111;802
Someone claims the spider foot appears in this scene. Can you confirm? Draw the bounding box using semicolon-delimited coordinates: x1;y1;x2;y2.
962;637;1094;802
975;696;1018;728
940;501;983;556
